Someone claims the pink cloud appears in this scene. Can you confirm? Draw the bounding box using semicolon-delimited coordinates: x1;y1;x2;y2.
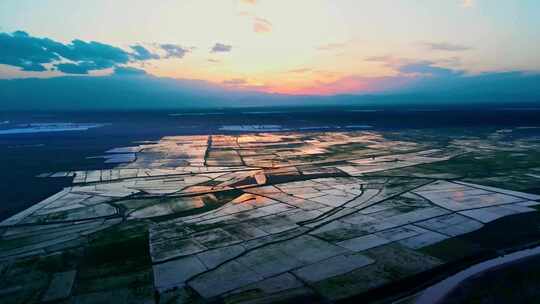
316;42;347;51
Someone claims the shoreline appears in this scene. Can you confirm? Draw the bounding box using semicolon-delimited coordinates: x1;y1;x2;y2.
337;212;540;304
415;243;540;304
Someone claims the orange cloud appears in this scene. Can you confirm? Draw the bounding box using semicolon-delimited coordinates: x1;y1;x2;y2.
257;74;414;96
287;68;312;74
254;18;272;33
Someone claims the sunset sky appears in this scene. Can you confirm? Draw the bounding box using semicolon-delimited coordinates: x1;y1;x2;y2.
1;0;539;96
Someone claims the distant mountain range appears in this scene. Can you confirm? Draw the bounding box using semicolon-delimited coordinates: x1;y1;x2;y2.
1;72;539;110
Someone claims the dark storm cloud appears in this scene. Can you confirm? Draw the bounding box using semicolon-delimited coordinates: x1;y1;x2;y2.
363;55;463;78
113;66;148;76
55;63;96;74
53;40;132;74
131;45;160;60
0;31;184;74
0;31;64;71
61;39;130;64
398;61;462;77
160;44;189;58
211;43;232;53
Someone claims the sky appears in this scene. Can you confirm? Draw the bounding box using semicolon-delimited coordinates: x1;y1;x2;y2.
1;0;540;100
